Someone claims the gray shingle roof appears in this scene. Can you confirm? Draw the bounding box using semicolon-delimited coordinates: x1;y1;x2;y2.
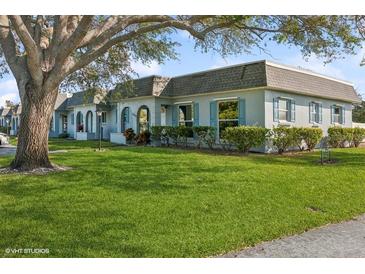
110;60;359;103
265;62;360;103
163;61;267;97
65;90;108;108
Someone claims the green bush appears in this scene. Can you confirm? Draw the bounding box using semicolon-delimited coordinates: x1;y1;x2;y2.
352;127;365;147
222;126;269;154
292;127;322;151
151;126;164;142
58;133;69;138
123;128;136;144
177;126;193;147
134;130;151;145
165;126;179;146
328;127;353;148
0;126;10;134
271;126;295;154
192;126;216;150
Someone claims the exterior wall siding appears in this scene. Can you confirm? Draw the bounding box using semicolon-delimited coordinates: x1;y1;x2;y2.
264;89;353;133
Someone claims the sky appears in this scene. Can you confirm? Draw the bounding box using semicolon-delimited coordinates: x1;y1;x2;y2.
1;30;365;107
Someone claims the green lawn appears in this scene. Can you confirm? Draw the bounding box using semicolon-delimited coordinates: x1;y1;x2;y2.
1;140;365;257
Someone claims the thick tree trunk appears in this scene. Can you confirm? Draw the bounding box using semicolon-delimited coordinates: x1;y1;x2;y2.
11;83;58;171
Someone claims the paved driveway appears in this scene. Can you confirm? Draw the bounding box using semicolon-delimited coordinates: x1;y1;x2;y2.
220;214;365;258
0;145;16;156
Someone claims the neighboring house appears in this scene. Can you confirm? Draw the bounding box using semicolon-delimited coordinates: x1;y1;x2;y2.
9;104;21;136
0;106;13;131
2;60;361;151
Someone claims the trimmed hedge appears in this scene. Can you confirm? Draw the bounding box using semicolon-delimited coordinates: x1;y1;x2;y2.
192;126;216;150
271;126;323;154
353;127;365;147
328;127;365;148
222;126;269;154
292;127;323;151
271;126;294;154
328;127;353;148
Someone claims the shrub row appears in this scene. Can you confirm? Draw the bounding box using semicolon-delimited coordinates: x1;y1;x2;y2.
328;127;365;148
151;125;215;148
132;125;365;153
0;126;10;134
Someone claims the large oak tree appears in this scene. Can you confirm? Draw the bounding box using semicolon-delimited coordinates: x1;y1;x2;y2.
0;15;364;170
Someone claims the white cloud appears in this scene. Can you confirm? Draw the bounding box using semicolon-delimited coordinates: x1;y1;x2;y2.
131;61;161;77
0;79;19;107
281;55;346;80
179;30;192;40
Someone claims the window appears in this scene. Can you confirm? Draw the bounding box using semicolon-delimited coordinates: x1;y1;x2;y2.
311;103;319;123
71;113;74;125
137;105;150;133
309;102;321;124
62;115;68;133
101;111;107;123
178;104;194;137
332;105;343;124
86;111;93;132
218;100;238;138
278;98;289;121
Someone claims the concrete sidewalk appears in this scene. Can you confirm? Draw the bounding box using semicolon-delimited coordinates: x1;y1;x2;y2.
0;145;16;156
220;214;365;258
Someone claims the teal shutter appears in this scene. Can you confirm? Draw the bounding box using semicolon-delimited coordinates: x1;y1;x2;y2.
309;102;313;123
290;99;295;122
238;98;246;125
330;105;334;124
273;98;279;122
171;105;178;126
193;103;199;126
341;106;345;124
318;104;323;124
209;101;217;127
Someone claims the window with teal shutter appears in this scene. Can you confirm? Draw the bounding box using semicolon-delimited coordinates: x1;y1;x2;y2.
171;105;178;126
193;103;199;126
209;101;217;127
290;99;295;122
273;98;279;122
238;98;246;125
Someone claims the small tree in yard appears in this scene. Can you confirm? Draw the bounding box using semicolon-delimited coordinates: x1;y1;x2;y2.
222;126;269;154
0;15;364;170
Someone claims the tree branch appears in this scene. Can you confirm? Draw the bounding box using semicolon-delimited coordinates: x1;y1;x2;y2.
9;15;43;85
